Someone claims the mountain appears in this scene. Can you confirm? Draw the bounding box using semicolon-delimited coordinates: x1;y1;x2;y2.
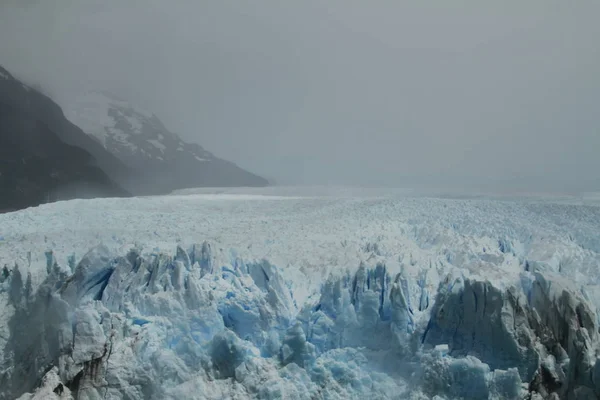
65;92;268;195
0;65;129;212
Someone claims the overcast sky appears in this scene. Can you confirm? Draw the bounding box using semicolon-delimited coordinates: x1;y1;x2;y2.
1;1;599;192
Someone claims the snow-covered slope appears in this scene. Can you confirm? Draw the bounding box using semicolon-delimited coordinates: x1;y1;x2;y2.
64;92;268;194
65;92;213;166
1;189;600;399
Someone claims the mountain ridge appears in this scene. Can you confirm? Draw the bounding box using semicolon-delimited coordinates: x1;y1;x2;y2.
65;92;268;195
0;64;268;212
0;65;129;212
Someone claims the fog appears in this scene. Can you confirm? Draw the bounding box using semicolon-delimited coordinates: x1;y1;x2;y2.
1;1;599;193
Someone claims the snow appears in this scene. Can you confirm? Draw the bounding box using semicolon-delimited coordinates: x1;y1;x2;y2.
1;188;600;399
107;127;139;152
64;91;153;150
148;139;166;151
64;92;116;146
124;115;144;134
64;91;225;167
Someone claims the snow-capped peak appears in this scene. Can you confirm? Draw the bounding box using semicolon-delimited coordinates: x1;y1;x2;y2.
64;91;214;167
63;91;267;194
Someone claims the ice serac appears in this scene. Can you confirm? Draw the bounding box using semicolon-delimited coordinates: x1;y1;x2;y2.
296;262;419;358
527;272;600;398
422;273;600;399
422;278;540;381
2;240;600;399
61;245;114;305
0;245;406;399
0;262;73;398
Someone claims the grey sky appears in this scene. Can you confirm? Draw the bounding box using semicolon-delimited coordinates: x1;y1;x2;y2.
1;1;599;192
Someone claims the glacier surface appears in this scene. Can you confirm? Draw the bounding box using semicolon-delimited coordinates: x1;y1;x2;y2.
0;190;599;399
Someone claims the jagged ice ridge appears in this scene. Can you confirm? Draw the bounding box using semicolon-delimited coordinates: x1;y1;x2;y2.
1;193;600;399
0;241;599;399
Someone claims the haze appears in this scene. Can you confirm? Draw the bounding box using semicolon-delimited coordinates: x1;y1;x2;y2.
1;1;599;193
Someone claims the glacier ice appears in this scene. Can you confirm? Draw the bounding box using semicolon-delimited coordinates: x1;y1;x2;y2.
0;239;599;400
1;193;600;399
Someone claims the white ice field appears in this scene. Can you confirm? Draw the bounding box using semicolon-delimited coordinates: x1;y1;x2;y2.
1;187;600;399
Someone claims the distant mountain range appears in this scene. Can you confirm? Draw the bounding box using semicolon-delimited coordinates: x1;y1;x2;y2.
0;65;267;211
65;91;268;195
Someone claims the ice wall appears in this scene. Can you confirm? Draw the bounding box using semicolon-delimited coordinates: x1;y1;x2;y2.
1;242;600;399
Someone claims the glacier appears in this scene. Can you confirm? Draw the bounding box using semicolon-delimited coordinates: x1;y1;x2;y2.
0;191;600;399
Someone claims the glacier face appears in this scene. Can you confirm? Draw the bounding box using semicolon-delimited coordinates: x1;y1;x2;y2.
0;191;600;399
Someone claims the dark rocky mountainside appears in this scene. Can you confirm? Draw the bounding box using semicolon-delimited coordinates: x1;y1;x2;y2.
0;65;129;212
0;64;268;212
